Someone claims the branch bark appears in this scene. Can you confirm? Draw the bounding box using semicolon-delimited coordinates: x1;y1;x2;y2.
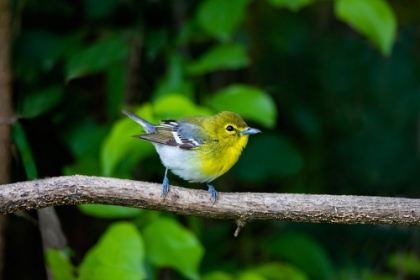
1;175;420;229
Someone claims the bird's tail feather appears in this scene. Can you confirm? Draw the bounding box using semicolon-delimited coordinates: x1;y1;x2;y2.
122;109;156;134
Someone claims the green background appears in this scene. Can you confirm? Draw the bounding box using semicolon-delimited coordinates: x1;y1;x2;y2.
8;0;420;279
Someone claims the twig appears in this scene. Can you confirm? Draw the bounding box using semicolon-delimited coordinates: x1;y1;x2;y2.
1;175;420;232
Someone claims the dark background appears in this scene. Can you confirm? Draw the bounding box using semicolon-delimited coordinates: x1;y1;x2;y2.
5;0;420;279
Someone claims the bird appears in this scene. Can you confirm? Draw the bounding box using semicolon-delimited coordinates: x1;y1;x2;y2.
122;109;261;203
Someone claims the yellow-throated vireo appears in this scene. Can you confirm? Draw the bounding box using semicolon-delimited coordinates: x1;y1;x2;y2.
123;110;261;203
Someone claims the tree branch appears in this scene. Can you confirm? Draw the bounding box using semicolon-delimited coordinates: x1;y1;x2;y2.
1;175;419;229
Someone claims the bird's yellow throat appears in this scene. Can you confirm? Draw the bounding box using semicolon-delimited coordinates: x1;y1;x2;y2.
198;135;249;178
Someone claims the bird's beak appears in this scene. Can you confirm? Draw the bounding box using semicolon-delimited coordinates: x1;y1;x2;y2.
241;127;261;135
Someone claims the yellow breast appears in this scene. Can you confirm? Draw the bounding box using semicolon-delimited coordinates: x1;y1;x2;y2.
198;136;249;180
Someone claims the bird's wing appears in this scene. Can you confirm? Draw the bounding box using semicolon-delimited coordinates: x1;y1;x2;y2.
138;120;210;150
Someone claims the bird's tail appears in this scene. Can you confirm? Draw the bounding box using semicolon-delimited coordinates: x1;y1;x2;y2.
122;109;156;134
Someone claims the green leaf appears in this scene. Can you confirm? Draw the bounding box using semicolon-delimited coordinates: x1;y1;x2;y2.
208;84;277;128
79;222;146;280
101;104;155;176
187;44;250;75
264;232;334;280
335;0;397;56
46;249;76;280
247;262;308;280
66;35;129;80
197;0;251;41
12;122;38;180
18;86;64;118
266;0;314;11
143;217;204;280
78;205;142;219
154;94;213;120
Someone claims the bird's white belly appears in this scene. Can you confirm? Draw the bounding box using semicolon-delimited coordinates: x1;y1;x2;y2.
153;143;215;183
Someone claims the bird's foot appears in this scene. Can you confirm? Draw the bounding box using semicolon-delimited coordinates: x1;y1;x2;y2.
207;184;218;204
162;176;170;199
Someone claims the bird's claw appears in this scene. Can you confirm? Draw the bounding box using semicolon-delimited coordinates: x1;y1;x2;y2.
207;184;218;204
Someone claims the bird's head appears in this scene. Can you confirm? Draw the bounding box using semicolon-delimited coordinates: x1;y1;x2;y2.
205;111;261;143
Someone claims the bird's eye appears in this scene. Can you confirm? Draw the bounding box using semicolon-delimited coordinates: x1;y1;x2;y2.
226;125;234;131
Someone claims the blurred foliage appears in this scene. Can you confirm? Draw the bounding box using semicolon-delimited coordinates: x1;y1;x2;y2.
208;84;277;128
197;0;251;41
78;222;146;279
143;217;204;279
8;0;420;279
335;0;396;56
387;251;420;277
46;249;76;280
263;232;334;280
187;44;251;74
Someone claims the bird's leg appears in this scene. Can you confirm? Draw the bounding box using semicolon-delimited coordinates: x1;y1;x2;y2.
206;183;218;204
162;168;170;199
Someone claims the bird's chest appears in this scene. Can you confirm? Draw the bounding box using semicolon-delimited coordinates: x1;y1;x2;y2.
153;143;209;182
197;137;248;178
